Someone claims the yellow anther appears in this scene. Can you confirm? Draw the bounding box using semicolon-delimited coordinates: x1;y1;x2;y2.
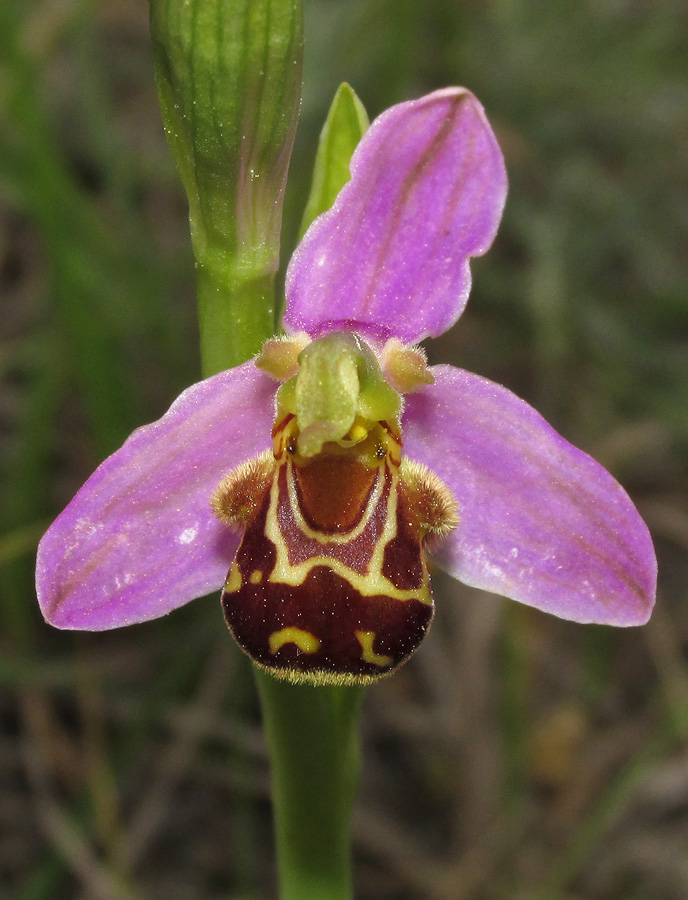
346;422;369;444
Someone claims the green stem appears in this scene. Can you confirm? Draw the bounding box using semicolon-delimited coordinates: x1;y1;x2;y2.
255;673;364;900
196;263;276;374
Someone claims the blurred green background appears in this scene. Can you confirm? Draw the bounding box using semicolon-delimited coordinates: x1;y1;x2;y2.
1;0;687;898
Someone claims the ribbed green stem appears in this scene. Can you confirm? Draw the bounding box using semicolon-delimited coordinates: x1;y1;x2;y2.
150;0;302;375
196;263;276;373
256;673;363;900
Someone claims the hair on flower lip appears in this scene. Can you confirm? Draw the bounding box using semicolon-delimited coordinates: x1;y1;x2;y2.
37;88;655;675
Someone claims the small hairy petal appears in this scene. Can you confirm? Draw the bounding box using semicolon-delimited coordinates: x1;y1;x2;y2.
284;88;507;344
403;367;656;626
36;362;276;630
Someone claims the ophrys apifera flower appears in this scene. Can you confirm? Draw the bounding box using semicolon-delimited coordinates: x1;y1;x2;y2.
36;89;656;685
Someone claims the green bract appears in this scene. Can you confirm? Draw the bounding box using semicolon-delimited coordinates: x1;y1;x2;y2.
149;0;303;371
299;83;370;238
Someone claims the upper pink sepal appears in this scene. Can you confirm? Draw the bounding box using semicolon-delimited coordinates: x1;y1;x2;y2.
36;361;276;630
283;88;507;345
403;366;656;626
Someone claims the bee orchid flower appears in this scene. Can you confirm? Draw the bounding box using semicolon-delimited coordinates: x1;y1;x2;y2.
36;89;656;685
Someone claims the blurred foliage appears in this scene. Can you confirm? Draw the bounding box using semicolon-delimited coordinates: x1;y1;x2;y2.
1;0;687;898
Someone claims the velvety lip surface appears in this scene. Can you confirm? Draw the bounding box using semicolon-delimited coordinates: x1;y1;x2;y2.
284;88;507;345
36;362;276;630
403;366;656;626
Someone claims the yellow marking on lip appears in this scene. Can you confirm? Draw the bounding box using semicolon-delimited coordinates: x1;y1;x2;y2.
225;564;242;594
249;569;263;584
355;631;393;667
269;627;321;655
265;456;432;605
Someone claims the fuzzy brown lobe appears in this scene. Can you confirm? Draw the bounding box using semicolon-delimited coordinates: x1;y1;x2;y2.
211;452;275;527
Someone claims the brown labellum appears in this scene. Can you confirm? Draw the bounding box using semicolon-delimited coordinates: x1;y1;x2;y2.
212;415;457;686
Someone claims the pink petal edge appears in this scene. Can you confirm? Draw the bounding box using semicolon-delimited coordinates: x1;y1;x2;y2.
284;87;507;345
403;366;656;626
36;361;277;630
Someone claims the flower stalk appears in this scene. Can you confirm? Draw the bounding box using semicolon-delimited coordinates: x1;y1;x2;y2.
257;675;363;900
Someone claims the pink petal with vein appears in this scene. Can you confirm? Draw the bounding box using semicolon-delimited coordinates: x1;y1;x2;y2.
284;88;507;344
404;366;656;625
36;362;276;630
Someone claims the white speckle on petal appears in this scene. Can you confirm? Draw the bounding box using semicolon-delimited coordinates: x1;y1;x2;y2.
509;547;519;559
178;527;198;545
317;254;327;268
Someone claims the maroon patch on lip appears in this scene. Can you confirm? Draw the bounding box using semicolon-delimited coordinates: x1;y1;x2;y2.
382;490;425;591
293;455;379;534
223;562;433;678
